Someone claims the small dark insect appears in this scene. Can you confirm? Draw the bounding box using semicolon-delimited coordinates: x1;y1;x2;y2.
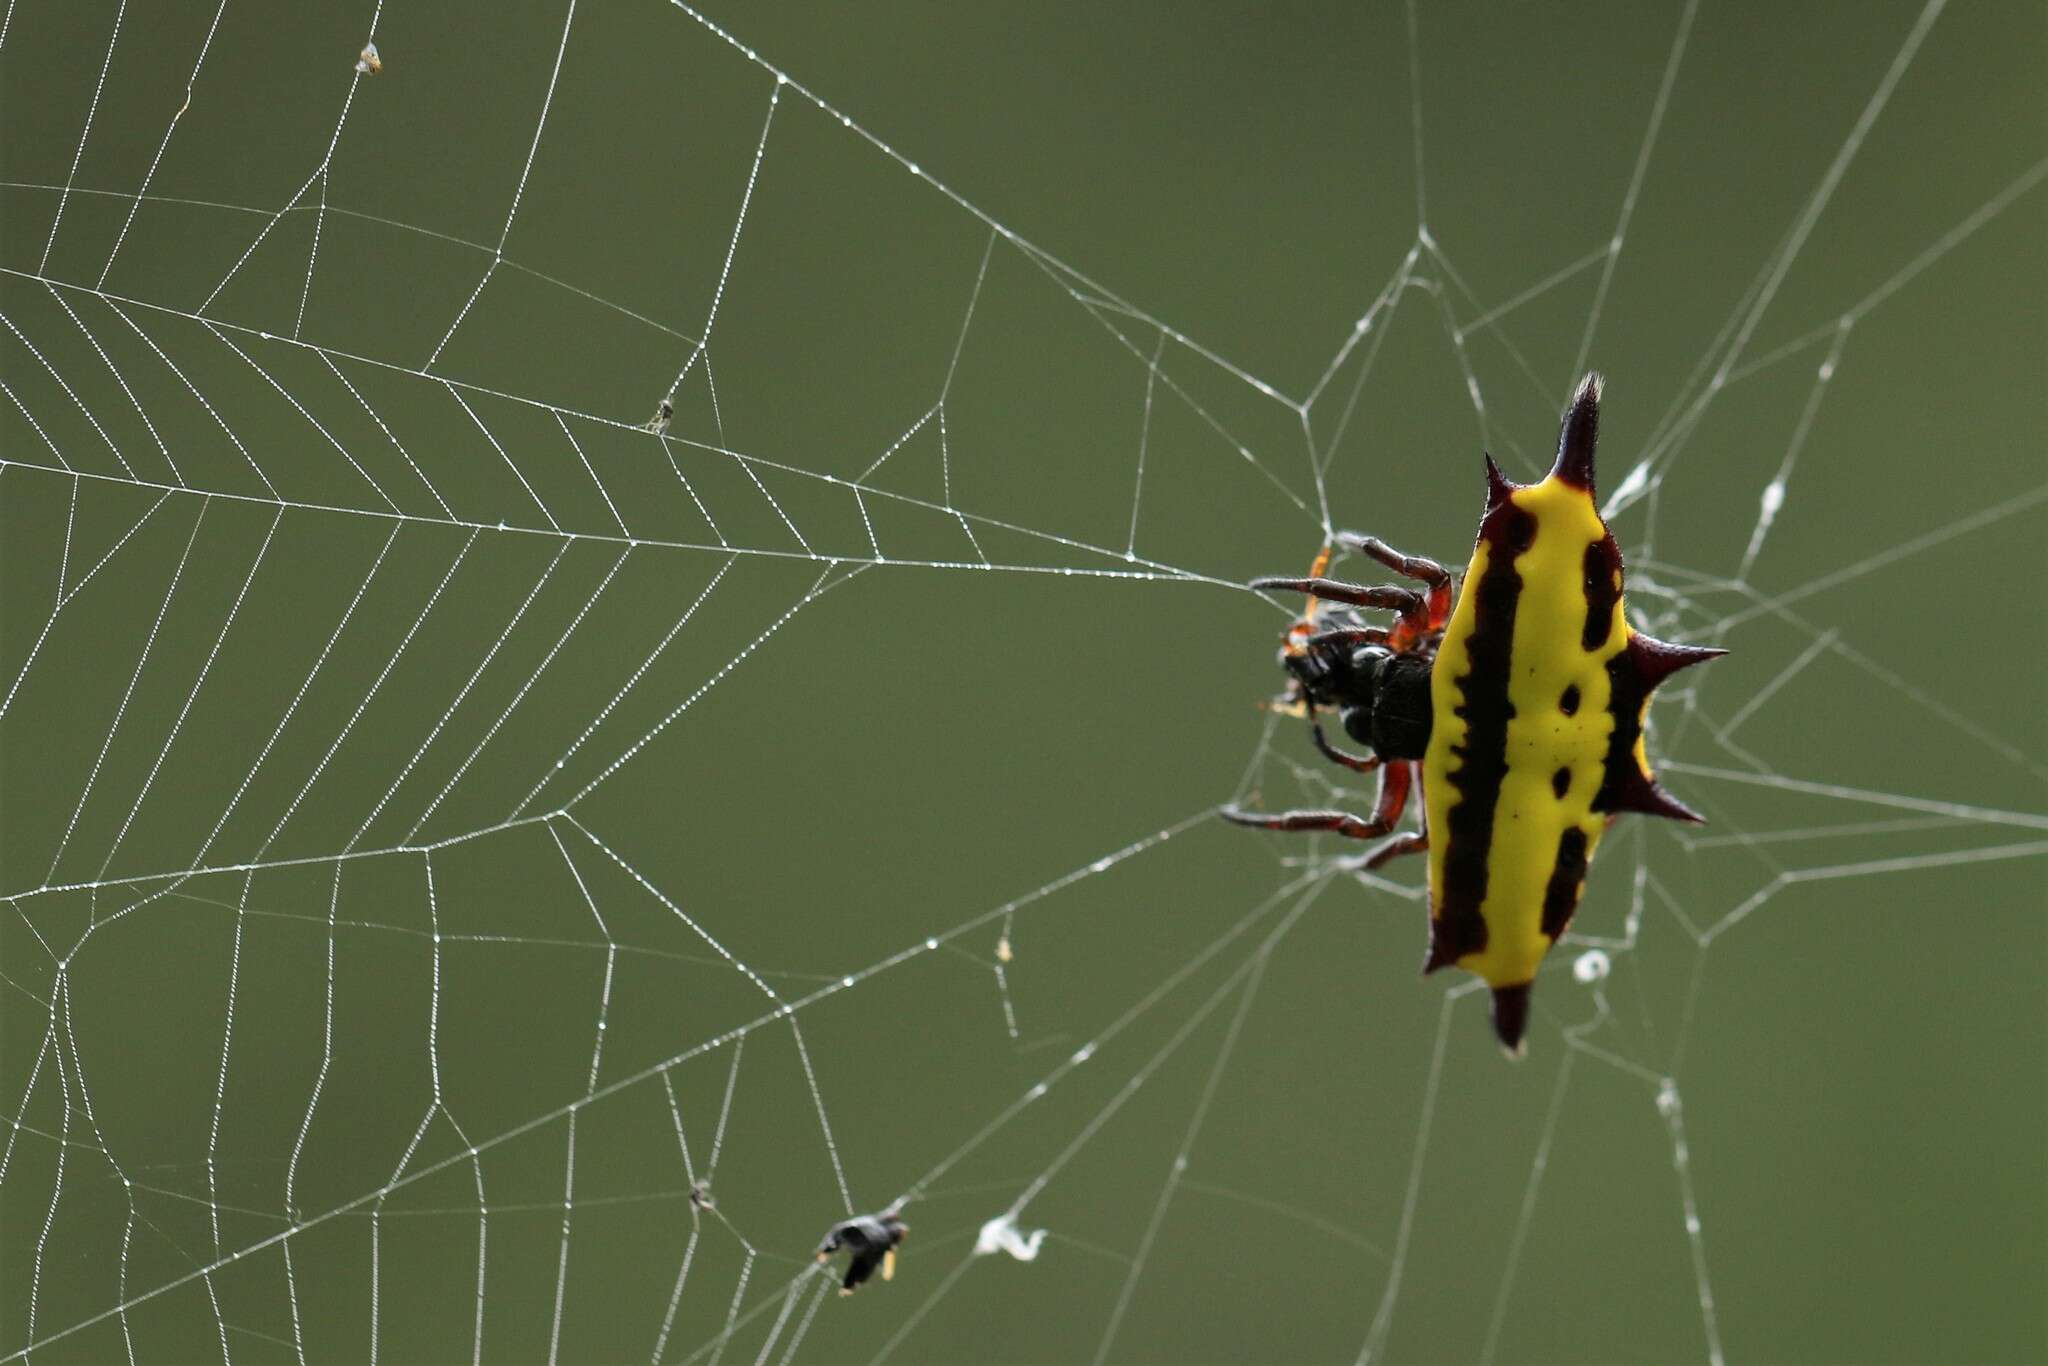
643;397;674;436
687;1182;714;1212
814;1212;908;1296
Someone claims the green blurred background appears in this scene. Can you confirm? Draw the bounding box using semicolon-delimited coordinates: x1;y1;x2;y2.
2;2;2042;1362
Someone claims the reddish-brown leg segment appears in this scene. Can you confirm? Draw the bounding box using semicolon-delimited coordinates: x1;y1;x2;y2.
1254;575;1431;649
1335;534;1454;630
1304;626;1389;651
1310;721;1380;774
1252;576;1424;619
1359;830;1428;870
1223;759;1413;841
1360;762;1431;869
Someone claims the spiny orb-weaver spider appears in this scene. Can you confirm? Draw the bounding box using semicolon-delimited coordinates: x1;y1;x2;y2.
1225;374;1724;1056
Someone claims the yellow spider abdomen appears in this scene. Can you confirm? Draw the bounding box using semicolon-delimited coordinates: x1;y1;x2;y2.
1421;375;1719;1054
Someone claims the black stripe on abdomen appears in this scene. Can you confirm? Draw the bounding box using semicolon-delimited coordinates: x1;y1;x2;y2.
1429;504;1534;971
1594;647;1649;811
1540;827;1589;941
1581;535;1621;652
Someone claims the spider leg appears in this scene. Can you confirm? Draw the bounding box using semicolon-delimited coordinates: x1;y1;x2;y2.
1335;534;1451;590
1220;806;1381;839
1252;576;1425;618
1356;763;1430;868
1303;626;1389;651
1335;534;1454;630
1359;831;1427;870
1224;761;1412;841
1310;720;1381;774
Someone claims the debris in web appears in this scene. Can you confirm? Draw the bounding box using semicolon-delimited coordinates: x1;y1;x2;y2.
974;1214;1048;1262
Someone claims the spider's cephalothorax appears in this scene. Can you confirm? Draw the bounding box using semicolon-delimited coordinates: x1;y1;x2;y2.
1283;634;1435;762
1225;374;1725;1056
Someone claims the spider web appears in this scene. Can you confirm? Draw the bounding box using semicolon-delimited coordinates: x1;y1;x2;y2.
3;1;2043;1362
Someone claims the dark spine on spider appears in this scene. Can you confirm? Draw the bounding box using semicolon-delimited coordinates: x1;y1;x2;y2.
1483;452;1516;514
1593;633;1725;823
1427;499;1534;974
1551;372;1602;492
1489;983;1532;1055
